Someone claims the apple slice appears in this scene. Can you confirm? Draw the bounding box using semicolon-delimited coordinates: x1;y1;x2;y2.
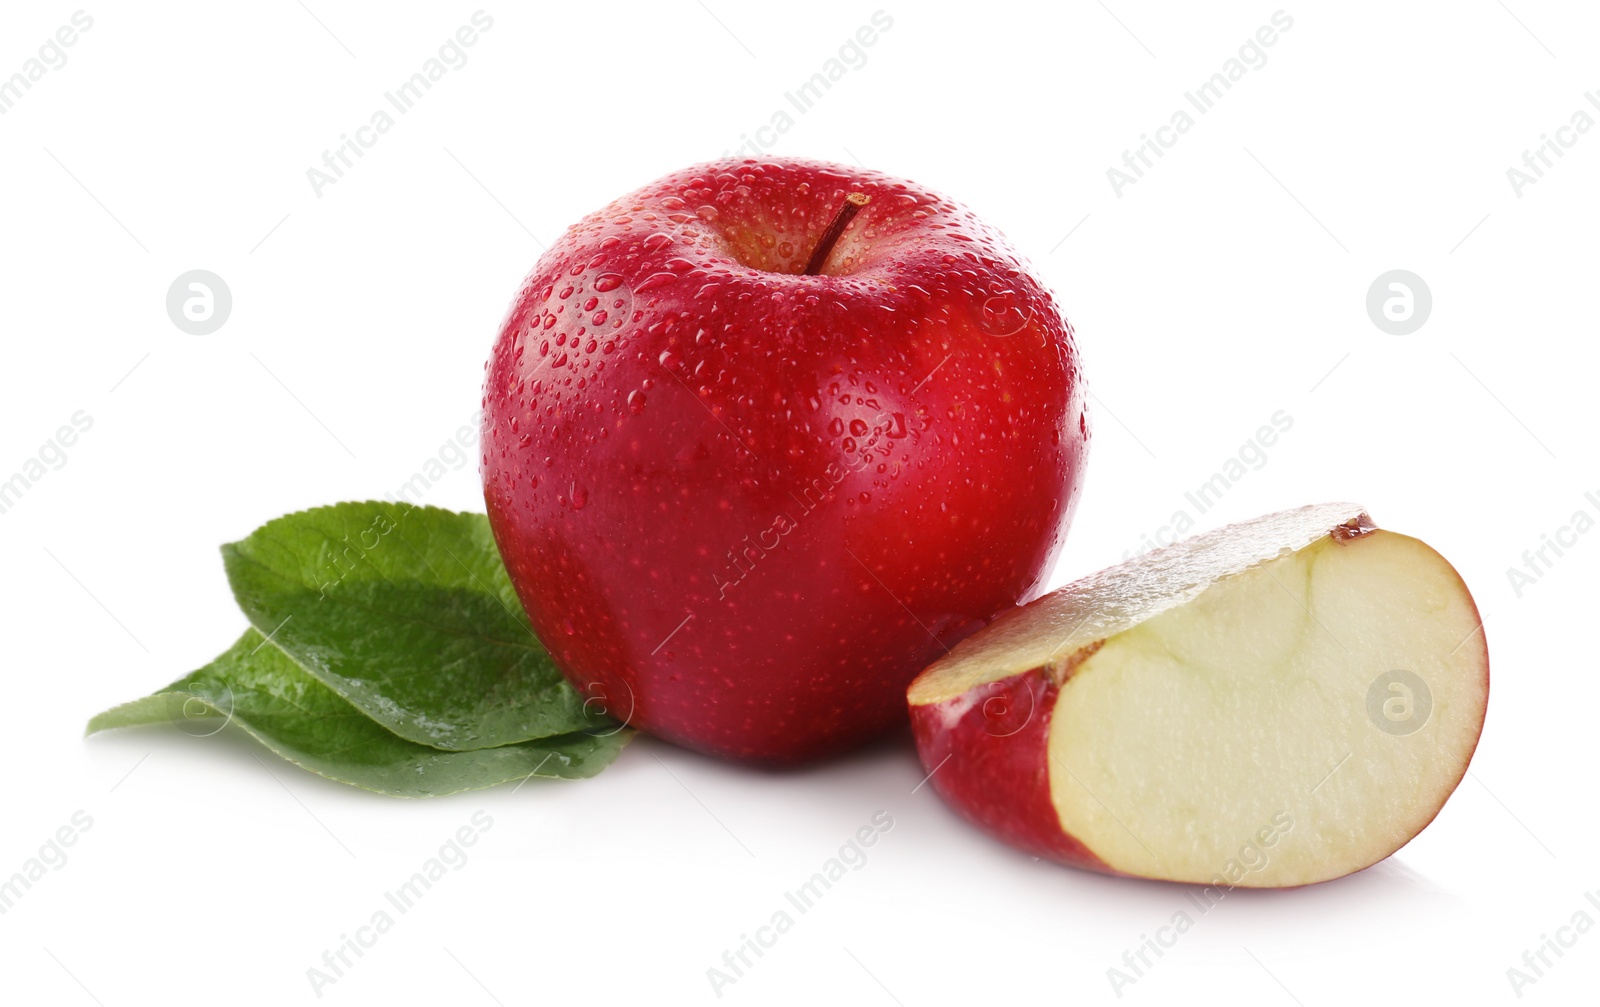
907;503;1488;887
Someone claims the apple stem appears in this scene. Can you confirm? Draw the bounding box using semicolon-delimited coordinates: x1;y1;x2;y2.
803;192;871;275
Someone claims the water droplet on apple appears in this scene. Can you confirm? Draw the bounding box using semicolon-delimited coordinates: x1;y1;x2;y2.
570;484;588;509
828;418;844;436
594;273;624;292
849;419;868;437
628;389;647;413
636;272;678;292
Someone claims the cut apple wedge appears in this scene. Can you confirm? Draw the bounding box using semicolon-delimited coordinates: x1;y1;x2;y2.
907;503;1489;888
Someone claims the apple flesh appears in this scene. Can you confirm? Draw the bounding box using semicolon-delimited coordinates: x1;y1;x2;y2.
482;158;1087;764
908;503;1489;886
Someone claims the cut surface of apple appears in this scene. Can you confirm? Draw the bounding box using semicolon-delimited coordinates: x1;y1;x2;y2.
908;503;1489;888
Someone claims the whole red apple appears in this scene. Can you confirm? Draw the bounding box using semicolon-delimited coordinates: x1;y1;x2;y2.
482;157;1088;764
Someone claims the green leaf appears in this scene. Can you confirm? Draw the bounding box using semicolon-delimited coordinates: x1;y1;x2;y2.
221;502;606;751
87;631;631;797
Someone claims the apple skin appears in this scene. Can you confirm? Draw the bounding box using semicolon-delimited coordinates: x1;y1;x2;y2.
482;157;1087;765
910;670;1109;870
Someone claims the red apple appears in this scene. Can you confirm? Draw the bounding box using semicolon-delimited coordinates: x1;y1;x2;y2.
908;503;1489;886
482;157;1088;764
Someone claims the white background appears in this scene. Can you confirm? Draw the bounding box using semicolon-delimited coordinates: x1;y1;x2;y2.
1;1;1595;1004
